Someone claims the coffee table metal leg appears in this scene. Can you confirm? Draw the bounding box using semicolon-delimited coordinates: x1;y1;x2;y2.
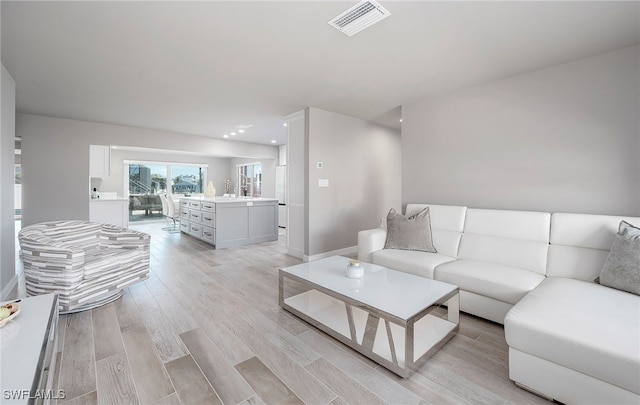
405;321;415;376
362;313;380;352
345;304;357;342
385;319;398;367
447;293;460;323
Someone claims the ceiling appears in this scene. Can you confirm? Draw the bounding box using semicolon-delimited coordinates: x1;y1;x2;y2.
2;1;639;146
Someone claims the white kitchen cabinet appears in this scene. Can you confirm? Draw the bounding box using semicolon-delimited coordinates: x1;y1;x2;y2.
89;199;129;228
90;145;111;178
279;145;287;166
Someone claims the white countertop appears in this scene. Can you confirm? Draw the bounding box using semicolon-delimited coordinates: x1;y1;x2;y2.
90;197;128;202
180;196;278;203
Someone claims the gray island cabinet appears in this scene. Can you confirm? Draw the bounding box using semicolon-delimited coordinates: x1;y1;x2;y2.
179;197;279;248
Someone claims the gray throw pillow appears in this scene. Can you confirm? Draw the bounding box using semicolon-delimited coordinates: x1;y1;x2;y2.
598;221;640;296
384;207;437;253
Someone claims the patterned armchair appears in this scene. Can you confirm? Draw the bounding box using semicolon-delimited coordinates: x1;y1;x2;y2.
18;220;150;313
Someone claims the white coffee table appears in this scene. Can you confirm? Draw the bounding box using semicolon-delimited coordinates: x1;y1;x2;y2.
279;256;459;378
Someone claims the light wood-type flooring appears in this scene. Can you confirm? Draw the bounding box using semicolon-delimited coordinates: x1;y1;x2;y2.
11;221;552;405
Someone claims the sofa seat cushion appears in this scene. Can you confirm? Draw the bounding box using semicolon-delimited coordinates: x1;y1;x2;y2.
434;260;545;304
505;277;640;395
83;248;149;280
371;249;455;279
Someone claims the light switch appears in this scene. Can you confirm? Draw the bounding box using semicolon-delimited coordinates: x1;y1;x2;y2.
318;179;329;187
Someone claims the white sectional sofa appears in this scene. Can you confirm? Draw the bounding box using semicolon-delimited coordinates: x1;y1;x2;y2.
358;204;640;403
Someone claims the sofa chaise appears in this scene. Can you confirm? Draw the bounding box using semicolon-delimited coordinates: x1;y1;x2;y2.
19;220;151;313
358;204;639;403
505;213;640;404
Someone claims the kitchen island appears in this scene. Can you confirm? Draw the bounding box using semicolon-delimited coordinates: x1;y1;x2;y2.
179;196;279;249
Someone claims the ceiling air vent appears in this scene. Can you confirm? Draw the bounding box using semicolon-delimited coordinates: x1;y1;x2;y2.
328;0;391;37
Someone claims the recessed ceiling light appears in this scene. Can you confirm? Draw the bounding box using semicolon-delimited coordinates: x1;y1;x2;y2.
271;140;277;144
230;132;237;136
399;119;403;123
234;123;253;129
238;129;245;133
283;123;288;127
223;134;229;138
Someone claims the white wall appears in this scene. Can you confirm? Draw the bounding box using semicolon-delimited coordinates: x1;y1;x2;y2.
18;114;278;226
1;64;16;297
402;46;640;216
307;107;401;257
98;149;232;198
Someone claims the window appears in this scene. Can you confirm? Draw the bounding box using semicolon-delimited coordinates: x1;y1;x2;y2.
15;165;21;219
237;162;261;197
14;165;21;185
125;161;207;222
171;165;205;195
15;136;21;220
129;164;167;195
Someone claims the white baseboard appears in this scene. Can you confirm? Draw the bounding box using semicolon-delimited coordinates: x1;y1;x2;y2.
0;275;18;301
303;246;357;262
287;247;304;260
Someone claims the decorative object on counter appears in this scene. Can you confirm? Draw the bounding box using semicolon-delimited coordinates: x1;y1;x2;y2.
205;181;216;198
0;302;20;328
346;259;364;279
224;179;232;194
91;187;99;199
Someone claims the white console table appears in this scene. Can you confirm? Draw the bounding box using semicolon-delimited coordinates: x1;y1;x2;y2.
0;294;60;404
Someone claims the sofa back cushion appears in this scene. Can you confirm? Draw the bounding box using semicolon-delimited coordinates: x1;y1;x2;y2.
547;213;640;281
404;204;466;258
458;209;551;275
40;220;102;254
